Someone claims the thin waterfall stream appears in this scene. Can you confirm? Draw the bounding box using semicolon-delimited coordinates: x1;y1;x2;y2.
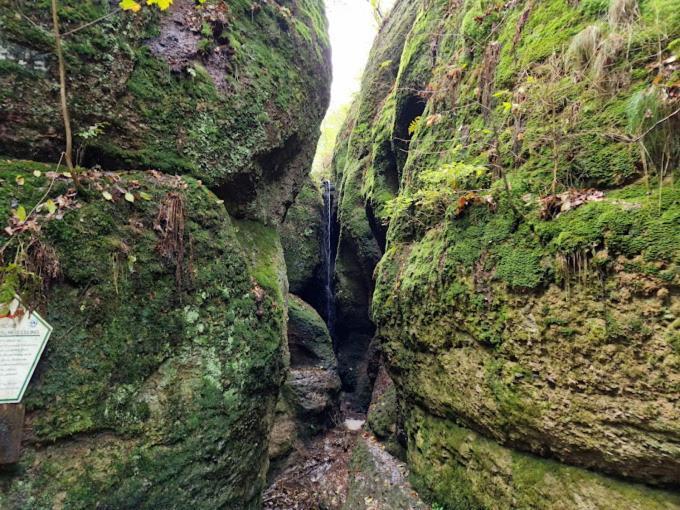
321;180;336;339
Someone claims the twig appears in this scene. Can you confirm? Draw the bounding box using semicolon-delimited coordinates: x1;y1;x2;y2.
51;0;75;176
61;8;121;37
27;153;63;219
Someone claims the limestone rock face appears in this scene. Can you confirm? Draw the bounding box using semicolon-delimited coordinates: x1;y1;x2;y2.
366;365;402;458
287;294;337;370
335;0;680;507
284;296;341;435
0;1;330;506
0;162;289;509
0;0;331;222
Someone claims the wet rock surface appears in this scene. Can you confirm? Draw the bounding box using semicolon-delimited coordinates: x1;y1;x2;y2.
265;421;429;510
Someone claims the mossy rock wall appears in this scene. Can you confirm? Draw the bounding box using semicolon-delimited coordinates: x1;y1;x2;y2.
0;0;331;222
269;294;340;475
0;161;290;508
406;405;680;510
280;178;325;312
335;0;680;506
330;0;420;409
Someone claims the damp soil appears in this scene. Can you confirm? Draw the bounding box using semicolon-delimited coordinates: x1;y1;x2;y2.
263;412;429;510
263;425;357;510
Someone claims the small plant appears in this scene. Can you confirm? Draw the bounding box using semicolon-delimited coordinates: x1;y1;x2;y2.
408;116;422;136
75;122;107;166
627;86;679;186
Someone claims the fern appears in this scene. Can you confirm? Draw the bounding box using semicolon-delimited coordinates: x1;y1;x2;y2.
408;116;422;136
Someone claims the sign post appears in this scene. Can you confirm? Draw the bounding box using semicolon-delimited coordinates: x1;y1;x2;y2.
0;298;52;464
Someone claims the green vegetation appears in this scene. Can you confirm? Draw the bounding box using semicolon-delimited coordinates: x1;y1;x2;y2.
335;0;680;506
0;160;288;508
0;0;330;220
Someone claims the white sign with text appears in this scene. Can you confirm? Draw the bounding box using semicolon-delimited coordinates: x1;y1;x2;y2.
0;299;52;403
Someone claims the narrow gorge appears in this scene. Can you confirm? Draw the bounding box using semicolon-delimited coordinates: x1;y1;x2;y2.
0;0;679;509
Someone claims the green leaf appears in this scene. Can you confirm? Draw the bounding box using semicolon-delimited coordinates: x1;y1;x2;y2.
15;175;24;186
102;191;113;201
408;116;422;135
139;192;152;201
125;192;135;203
15;205;26;222
45;199;57;215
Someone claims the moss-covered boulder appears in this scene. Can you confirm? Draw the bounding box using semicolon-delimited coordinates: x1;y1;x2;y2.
0;0;331;221
366;365;403;458
283;295;340;433
269;295;340;471
406;406;680;510
287;294;336;369
334;0;680;506
280;179;325;311
0;160;288;508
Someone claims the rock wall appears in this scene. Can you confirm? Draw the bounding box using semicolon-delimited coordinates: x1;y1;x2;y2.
0;0;330;222
269;294;341;473
334;0;680;507
330;0;420;409
0;0;330;507
281;178;326;313
0;163;288;509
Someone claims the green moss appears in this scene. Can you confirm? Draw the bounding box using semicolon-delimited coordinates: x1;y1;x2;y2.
0;160;286;509
280;178;323;296
0;0;330;221
234;219;286;302
494;245;545;289
406;406;680;510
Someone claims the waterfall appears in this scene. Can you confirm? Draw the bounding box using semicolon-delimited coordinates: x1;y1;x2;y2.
321;180;336;338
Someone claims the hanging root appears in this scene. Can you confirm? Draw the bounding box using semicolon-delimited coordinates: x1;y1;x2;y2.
556;249;594;289
155;192;187;290
25;238;62;290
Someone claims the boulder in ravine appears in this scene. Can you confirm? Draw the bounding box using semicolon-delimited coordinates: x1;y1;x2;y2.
269;295;340;468
285;295;340;434
287;293;337;370
280;179;325;313
337;0;680;507
366;365;403;459
0;0;331;222
0;162;289;509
